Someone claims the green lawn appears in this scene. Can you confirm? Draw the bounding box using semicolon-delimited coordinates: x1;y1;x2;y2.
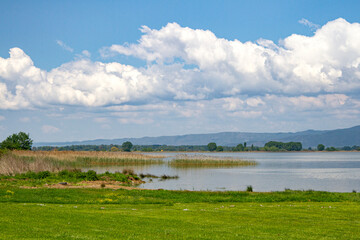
0;188;359;239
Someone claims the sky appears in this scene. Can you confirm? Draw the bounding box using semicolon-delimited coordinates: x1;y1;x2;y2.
1;0;360;142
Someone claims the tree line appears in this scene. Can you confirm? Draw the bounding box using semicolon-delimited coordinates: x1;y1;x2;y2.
1;132;359;152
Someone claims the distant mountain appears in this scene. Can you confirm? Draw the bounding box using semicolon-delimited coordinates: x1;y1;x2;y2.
34;125;360;148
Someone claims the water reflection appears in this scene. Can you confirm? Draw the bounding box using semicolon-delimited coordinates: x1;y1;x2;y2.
82;152;360;192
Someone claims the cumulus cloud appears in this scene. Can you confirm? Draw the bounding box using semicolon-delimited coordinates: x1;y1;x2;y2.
0;18;359;123
56;40;74;52
106;19;360;96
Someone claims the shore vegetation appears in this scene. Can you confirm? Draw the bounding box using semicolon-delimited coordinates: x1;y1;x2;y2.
169;154;257;167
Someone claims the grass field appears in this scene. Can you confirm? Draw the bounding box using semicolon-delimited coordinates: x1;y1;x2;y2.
0;187;359;239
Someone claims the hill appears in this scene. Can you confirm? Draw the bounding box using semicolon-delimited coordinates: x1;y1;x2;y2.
34;125;360;148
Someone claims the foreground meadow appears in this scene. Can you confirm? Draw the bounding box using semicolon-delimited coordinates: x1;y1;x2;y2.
0;187;359;239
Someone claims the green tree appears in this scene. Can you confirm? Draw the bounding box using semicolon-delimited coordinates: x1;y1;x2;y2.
216;146;224;152
0;132;33;150
207;142;217;151
317;144;325;151
122;141;133;152
233;143;244;151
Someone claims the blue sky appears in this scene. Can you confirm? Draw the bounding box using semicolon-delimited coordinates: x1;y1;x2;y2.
1;0;360;142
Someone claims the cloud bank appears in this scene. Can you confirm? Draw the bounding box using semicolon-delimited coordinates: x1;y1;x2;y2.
0;18;359;124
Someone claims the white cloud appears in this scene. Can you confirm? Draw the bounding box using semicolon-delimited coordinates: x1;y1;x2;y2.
298;18;320;30
42;125;60;134
0;18;359;128
56;40;74;53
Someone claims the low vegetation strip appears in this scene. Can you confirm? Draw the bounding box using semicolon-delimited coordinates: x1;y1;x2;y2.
169;154;257;167
0;169;143;188
0;187;359;205
0;188;359;239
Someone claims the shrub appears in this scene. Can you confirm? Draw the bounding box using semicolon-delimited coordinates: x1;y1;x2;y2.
24;171;37;179
37;171;51;179
110;146;119;152
74;171;87;180
216;146;224;152
86;170;98;181
58;170;72;178
246;185;253;192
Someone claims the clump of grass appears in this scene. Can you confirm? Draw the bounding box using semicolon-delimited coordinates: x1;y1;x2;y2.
246;185;253;192
169;154;257;168
122;168;135;175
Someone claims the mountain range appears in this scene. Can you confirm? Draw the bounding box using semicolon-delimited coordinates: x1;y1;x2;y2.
34;125;360;148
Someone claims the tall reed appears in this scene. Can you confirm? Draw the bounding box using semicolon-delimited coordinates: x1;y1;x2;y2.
169;154;257;168
0;153;67;175
0;150;164;174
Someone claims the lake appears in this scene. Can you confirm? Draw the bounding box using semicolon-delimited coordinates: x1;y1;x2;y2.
83;152;360;192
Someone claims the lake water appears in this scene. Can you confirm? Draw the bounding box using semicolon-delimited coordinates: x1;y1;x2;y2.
83;152;360;192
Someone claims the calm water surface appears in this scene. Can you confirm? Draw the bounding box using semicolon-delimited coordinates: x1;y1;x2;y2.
83;152;360;192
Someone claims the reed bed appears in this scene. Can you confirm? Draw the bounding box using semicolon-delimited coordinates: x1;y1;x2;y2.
169;154;257;168
0;153;67;175
0;151;164;174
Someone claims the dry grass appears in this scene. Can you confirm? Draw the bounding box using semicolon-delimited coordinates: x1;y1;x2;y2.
0;150;164;175
12;150;164;161
0;153;67;175
169;154;257;168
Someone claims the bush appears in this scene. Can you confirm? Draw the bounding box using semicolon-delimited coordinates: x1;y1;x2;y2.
24;171;38;179
110;146;119;152
216;146;224;152
85;170;98;181
325;146;337;151
37;171;51;179
74;171;87;180
246;185;253;192
58;170;71;178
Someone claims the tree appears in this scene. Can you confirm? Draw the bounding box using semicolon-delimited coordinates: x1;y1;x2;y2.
207;142;217;151
216;146;224;152
317;144;325;151
0;132;33;150
233;143;244;151
110;146;119;152
122;141;133;152
264;141;302;151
